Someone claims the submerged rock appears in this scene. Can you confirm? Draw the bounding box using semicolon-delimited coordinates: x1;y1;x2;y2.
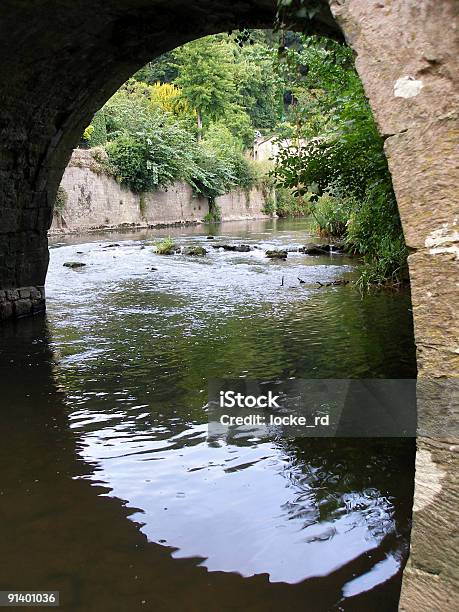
301;244;344;255
63;261;86;269
183;246;207;256
206;236;215;240
211;244;252;252
316;279;350;287
265;250;288;260
104;243;120;248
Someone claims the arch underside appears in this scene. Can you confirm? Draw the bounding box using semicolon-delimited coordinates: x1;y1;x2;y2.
0;1;458;610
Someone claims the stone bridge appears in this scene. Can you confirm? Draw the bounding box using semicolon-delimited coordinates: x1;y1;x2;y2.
0;1;457;609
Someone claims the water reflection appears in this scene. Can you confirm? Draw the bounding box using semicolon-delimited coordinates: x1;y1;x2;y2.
0;219;416;610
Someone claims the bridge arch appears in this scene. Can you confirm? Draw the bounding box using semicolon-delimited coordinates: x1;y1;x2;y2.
0;1;457;609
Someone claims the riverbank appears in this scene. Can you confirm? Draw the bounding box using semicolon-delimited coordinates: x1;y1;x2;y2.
50;149;273;235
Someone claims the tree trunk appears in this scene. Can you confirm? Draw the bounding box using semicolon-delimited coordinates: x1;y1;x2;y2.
197;110;202;141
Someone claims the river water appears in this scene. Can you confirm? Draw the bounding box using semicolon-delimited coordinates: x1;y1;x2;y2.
0;219;416;611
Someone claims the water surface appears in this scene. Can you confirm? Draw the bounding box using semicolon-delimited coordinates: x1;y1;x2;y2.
0;219;416;611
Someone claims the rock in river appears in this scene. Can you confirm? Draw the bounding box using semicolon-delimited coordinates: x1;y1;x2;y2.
301;244;344;255
63;261;86;269
265;250;288;260
211;244;252;252
183;246;207;256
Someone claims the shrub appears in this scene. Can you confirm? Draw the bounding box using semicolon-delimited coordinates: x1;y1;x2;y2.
275;187;311;218
153;237;176;255
106;115;195;192
346;182;408;287
54;186;68;214
311;191;355;237
88;110;107;146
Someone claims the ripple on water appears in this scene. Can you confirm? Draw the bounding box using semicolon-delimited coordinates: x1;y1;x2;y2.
46;219;416;601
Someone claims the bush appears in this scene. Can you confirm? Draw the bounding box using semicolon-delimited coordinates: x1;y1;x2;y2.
201;124;256;191
106;114;196;192
346;182;408;287
311;191;355;237
275;187;311;218
153;237;176;255
88;110;107;146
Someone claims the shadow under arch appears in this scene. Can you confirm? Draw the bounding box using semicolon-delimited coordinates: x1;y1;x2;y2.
0;310;415;611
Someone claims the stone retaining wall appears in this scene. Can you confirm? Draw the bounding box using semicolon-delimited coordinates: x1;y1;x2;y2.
51;149;271;233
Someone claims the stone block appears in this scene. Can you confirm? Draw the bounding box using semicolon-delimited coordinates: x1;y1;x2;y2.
32;300;46;314
6;289;19;301
19;287;31;299
30;286;43;300
0;301;13;320
13;298;32;317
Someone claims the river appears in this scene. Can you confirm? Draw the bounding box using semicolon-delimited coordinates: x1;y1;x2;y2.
0;218;416;611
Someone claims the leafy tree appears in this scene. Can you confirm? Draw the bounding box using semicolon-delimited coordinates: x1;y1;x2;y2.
134;52;178;84
173;36;238;138
272;35;408;286
149;82;190;117
237;42;285;131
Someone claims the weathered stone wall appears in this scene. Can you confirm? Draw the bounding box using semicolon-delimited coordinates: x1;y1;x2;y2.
51;149;270;232
328;2;459;610
0;286;45;321
216;188;271;222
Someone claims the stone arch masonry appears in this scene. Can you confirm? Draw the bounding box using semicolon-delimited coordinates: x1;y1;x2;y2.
0;1;457;609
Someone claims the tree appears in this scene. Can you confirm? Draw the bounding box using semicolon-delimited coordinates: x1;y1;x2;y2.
149;82;190;117
237;42;285;131
272;36;408;286
134;52;178;84
173;36;238;139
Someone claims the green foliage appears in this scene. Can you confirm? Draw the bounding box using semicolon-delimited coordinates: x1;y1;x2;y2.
311;191;354;237
203;204;222;223
88;110;107;146
82;125;94;142
106;119;192;192
346;182;408;287
262;195;277;216
186;146;236;201
153;237;176;255
104;93;257;200
236;41;285;131
272;35;408;287
173;37;238;134
54;186;68;214
201;125;256;189
104;83;152;138
134;53;178;84
275;187;310;217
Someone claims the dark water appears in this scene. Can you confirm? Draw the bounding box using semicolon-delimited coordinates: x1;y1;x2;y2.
0;219;416;611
